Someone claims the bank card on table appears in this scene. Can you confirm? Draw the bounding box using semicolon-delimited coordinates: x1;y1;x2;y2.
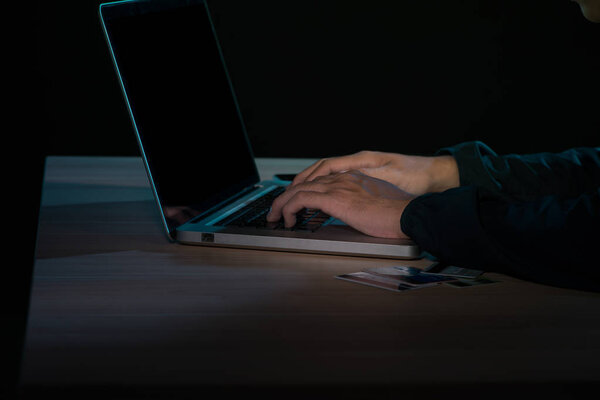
443;277;499;288
336;265;456;292
422;262;483;279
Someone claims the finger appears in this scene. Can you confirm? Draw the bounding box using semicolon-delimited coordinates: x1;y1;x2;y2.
293;152;376;186
303;152;376;184
280;191;330;228
292;159;326;186
266;182;328;222
292;155;354;186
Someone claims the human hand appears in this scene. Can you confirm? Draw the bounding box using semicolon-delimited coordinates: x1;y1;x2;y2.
267;170;416;239
293;150;459;196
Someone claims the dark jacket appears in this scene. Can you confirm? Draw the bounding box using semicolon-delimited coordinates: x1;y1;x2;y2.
401;141;600;292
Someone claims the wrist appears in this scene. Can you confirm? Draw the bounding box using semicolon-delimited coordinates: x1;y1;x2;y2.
428;155;459;192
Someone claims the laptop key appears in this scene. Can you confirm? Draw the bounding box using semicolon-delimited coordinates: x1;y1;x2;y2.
219;187;285;227
218;186;330;232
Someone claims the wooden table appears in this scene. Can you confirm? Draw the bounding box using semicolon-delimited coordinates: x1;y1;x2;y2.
19;156;600;399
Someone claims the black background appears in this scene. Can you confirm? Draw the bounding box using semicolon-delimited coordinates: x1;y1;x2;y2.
6;1;599;396
30;0;599;157
31;0;600;157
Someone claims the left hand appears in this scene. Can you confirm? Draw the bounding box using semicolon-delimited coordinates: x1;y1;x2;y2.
267;170;416;239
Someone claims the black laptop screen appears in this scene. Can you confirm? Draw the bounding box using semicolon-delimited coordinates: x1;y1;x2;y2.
101;0;259;236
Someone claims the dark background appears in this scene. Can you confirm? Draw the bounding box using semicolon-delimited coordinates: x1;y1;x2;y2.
31;0;598;158
6;1;599;396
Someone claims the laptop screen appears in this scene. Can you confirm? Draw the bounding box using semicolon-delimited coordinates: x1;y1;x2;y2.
101;0;259;237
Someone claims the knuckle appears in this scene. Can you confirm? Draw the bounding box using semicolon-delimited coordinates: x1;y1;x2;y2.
293;190;312;202
339;169;361;179
357;150;375;157
281;200;299;216
272;192;290;209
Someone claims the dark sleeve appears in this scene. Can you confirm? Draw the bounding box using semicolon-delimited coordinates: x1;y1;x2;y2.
401;186;600;292
436;141;600;199
400;141;600;292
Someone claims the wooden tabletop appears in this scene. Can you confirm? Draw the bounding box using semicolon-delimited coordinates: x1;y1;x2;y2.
20;156;600;399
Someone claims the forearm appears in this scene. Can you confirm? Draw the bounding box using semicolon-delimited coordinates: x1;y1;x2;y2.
401;186;600;292
436;141;600;198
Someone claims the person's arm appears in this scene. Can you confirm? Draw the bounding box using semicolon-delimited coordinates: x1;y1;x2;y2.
291;150;459;196
437;141;600;198
401;186;600;292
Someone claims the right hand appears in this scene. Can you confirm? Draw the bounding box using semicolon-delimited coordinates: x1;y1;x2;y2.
292;150;459;196
268;169;415;238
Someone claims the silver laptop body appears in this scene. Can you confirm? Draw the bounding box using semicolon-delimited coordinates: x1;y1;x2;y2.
99;0;420;259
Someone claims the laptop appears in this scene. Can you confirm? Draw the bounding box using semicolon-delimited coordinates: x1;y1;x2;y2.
99;0;420;259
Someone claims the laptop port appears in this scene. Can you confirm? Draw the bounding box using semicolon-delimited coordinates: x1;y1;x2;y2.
201;233;214;243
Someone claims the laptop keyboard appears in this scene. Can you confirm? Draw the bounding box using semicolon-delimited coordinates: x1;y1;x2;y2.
216;186;331;232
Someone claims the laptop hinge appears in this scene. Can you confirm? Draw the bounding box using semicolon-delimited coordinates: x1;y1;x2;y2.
189;184;260;224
